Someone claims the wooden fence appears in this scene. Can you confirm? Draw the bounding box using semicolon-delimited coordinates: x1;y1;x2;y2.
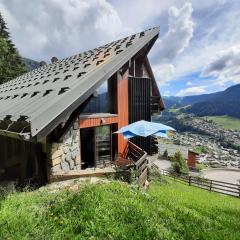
160;169;240;198
0;135;46;183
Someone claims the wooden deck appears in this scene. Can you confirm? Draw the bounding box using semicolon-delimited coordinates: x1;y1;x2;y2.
50;141;148;186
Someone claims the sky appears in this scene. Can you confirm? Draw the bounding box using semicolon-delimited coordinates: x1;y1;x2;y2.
0;0;240;97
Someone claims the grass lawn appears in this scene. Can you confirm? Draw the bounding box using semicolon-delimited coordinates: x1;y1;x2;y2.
0;178;240;239
205;115;240;131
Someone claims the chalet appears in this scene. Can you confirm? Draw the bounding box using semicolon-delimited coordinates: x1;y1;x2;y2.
0;27;164;183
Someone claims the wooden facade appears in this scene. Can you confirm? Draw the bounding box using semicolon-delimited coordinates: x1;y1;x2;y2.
79;116;118;129
117;71;129;153
187;150;199;168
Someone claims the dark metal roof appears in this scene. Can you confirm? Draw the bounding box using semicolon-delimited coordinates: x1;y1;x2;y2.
0;27;160;139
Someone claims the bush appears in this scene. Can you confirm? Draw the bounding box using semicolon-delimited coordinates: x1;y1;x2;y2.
196;163;205;172
149;167;168;184
171;151;189;174
163;149;168;158
194;146;208;154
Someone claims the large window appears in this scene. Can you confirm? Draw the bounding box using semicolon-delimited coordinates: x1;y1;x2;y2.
81;74;117;114
81;81;109;113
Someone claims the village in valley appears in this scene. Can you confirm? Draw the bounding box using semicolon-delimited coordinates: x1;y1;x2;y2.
156;112;240;168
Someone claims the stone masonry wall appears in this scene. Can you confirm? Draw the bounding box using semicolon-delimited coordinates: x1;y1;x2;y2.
47;119;81;175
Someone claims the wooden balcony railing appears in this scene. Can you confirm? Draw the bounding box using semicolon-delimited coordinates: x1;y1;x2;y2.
115;141;148;186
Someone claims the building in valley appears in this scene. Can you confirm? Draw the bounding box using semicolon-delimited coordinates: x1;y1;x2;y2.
0;27;164;183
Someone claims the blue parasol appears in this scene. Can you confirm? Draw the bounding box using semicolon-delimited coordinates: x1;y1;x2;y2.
115;120;175;139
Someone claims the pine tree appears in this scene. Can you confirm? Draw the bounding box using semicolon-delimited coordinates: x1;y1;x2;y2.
0;12;26;84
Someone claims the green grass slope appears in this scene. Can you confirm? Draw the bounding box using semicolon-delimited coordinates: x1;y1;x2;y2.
206;115;240;131
0;179;239;240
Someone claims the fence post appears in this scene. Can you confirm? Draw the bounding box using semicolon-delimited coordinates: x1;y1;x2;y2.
188;176;191;186
210;180;212;192
239;185;240;198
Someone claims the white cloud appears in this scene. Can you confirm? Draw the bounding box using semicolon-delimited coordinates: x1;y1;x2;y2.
110;0;185;29
0;0;128;60
152;63;175;86
202;45;240;85
186;81;192;86
176;86;206;96
168;1;240;82
155;2;194;63
152;2;194;86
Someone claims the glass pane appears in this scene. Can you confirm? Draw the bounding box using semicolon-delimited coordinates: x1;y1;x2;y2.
95;126;111;168
82;81;109;113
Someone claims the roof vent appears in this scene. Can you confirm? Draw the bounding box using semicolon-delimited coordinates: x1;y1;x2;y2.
43;89;53;96
58;87;70;95
31;92;39;98
51;57;58;63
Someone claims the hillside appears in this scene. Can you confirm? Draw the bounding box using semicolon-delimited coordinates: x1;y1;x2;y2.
23;58;40;71
164;84;240;118
0;179;240;239
205;116;240;131
185;100;240;118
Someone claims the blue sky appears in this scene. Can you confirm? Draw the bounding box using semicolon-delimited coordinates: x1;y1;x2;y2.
1;0;240;96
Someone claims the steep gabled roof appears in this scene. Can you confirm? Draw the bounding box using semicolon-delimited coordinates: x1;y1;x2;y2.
0;27;160;139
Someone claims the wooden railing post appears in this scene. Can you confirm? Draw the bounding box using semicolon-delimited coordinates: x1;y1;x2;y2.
210;180;213;192
188;176;191;186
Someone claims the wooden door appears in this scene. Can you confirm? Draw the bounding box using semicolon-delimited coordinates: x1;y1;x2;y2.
94;126;112;168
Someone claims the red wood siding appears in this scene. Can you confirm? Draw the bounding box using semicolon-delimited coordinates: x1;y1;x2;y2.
187;151;197;168
79;116;118;128
117;71;129;153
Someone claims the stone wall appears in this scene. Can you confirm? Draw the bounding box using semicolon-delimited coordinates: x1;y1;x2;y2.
47;119;81;175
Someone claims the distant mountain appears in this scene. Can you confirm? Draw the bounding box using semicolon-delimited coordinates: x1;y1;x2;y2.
23;58;40;71
162;96;182;109
185;101;240;118
182;84;240;105
163;84;240;118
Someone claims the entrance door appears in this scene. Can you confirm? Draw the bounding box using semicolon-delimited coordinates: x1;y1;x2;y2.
80;128;95;169
95;126;112;168
80;125;112;169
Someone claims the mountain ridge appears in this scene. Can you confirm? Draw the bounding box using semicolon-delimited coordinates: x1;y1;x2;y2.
163;84;240;118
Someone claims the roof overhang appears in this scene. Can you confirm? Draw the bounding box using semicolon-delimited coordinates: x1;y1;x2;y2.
0;27;160;141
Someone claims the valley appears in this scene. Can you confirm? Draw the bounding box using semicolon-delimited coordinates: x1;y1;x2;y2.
154;111;240;168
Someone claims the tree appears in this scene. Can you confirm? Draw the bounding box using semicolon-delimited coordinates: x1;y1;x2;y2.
163;149;168;159
0;12;26;84
171;151;189;174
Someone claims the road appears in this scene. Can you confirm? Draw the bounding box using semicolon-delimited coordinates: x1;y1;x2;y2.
202;169;240;184
151;159;240;184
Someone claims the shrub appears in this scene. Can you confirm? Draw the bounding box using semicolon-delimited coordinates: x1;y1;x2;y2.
196;163;205;172
162;149;168;158
171;151;189;174
149;167;168;184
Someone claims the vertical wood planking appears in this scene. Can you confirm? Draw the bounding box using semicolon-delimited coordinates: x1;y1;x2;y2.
117;71;129;153
128;77;151;153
